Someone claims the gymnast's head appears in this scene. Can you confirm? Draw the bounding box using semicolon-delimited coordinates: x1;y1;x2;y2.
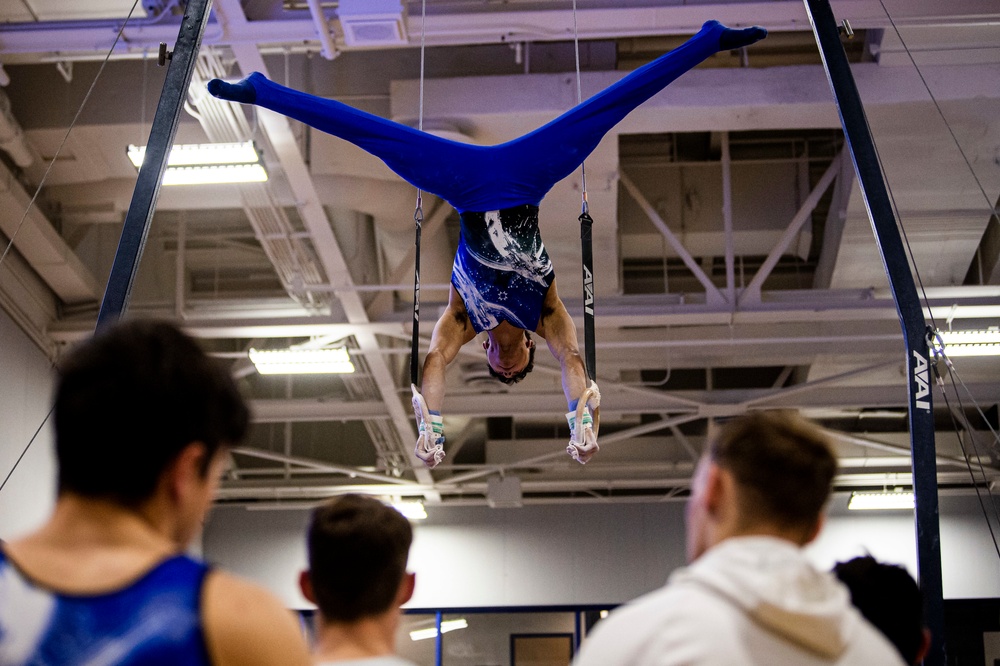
484;331;536;384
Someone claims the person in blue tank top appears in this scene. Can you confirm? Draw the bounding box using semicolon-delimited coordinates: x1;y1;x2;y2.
0;320;311;666
207;20;767;468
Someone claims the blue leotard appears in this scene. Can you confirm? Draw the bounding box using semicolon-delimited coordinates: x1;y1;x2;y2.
208;20;765;328
0;548;212;665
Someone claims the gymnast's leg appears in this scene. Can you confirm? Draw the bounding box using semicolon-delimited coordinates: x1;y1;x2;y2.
491;20;767;193
207;74;485;206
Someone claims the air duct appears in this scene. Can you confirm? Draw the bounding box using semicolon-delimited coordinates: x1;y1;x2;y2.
0;88;34;168
337;0;407;47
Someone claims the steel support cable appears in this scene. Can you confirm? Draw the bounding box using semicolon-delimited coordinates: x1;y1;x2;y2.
863;4;1000;566
572;0;597;382
936;361;1000;562
0;0;143;269
0;1;143;495
871;4;1000;525
877;0;999;217
409;0;428;386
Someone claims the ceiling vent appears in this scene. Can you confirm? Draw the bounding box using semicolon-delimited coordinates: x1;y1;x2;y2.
338;0;407;47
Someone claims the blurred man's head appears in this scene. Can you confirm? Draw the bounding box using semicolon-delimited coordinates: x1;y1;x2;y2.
302;495;414;623
54;320;250;546
685;411;837;562
54;319;248;542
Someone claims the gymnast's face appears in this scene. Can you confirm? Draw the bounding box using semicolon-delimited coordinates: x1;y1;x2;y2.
483;334;534;379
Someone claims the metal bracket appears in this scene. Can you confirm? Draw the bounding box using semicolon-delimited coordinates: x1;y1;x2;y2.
157;42;173;66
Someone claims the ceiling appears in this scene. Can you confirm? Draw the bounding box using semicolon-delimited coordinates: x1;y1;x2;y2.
0;0;998;508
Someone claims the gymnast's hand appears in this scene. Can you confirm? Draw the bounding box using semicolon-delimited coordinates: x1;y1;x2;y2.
412;384;445;468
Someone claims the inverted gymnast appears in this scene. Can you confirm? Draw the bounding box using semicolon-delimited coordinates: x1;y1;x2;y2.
209;20;767;468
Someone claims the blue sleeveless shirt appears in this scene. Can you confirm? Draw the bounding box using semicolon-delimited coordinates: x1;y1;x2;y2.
451;205;555;333
0;548;212;665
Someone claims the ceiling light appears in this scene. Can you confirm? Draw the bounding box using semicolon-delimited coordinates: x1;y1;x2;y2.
848;491;914;511
934;328;1000;357
248;347;355;375
391;500;427;521
127;141;267;186
409;619;468;642
162;164;268;185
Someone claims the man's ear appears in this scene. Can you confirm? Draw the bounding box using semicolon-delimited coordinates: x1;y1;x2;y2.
167;442;209;502
299;570;317;604
396;572;416;607
916;627;932;665
803;513;825;545
702;462;726;515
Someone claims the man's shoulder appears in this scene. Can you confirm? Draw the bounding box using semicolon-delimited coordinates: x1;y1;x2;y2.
202;571;311;666
575;582;723;665
315;658;417;666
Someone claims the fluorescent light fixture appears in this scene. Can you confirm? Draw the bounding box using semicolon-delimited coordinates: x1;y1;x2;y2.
409;619;468;642
248;347;355;375
848;491;915;511
162;163;267;185
127;141;267;186
391;500;427;521
935;328;1000;357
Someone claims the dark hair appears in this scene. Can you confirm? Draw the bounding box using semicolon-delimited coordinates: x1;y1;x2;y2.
54;319;249;506
834;556;925;664
307;494;413;623
708;411;836;530
487;333;536;385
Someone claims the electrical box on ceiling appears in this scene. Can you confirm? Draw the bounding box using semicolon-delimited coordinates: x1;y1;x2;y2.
487;475;523;509
337;0;407;47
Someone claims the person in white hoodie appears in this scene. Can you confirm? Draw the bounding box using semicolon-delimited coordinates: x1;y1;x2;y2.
573;411;907;666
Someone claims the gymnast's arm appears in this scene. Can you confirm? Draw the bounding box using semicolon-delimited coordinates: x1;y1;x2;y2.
535;278;588;407
421;285;477;412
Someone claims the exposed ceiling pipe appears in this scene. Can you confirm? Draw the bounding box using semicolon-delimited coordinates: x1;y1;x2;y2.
0;88;33;167
305;0;339;60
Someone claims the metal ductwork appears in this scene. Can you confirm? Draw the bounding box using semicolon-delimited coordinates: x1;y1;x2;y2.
0;88;33;168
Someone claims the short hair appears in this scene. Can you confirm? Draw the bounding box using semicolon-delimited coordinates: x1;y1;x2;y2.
54;319;249;506
834;556;925;664
707;411;837;530
487;332;536;385
307;494;413;623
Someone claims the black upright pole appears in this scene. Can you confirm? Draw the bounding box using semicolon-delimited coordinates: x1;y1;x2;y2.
96;0;213;328
580;211;596;381
411;200;423;386
804;2;944;663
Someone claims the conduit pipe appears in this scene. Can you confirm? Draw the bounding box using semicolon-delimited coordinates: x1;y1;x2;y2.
305;0;339;60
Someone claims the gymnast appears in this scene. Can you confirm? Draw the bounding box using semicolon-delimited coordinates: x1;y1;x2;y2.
208;20;767;468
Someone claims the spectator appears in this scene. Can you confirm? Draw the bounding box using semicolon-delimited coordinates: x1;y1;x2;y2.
0;320;311;665
300;494;417;665
834;555;931;664
573;411;906;666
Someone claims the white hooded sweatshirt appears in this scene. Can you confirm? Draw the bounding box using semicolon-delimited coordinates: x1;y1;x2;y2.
573;536;907;666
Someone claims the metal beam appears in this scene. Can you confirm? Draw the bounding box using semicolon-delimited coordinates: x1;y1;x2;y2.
97;0;213;326
620;171;727;305
805;2;944;662
740;153;842;303
247;381;1000;422
231;447;417;486
721;132;736;304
